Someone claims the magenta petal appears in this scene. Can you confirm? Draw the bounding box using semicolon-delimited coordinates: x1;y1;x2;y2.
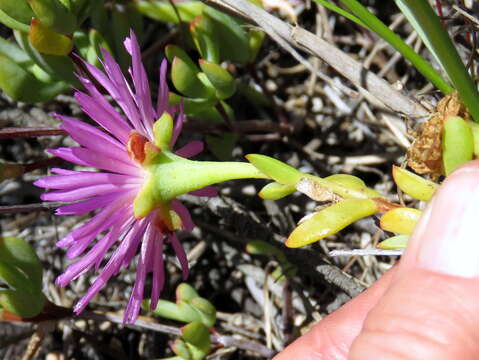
157;59;169;116
121;218;151;269
123;233;153;324
41;184;136;202
125;31;155;130
74;91;131;144
171;104;185;146
48;147;140;176
35;172;140;190
169;233;189;280
171;199;194;232
100;49;147;137
189;186;218;197
175;140;203;158
55;192;126;215
59;115;131;164
149;233;165;310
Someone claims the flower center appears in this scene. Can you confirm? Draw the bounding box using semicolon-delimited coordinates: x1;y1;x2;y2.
127;131;160;166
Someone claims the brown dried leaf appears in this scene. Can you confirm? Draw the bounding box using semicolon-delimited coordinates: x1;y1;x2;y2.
296;177;341;202
407;93;468;176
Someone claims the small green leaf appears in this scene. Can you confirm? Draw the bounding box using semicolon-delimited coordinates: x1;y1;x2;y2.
325;174;380;198
246;240;286;262
203;6;250;64
172;57;215;99
377;235;409;250
245;154;302;185
29;18;73;55
286;199;378;247
181;322;211;354
28;0;77;34
176;283;199;302
146;299;201;323
0;289;45;318
190;298;216;327
380;207;421;235
0;9;30;32
190;16;219;64
392;165;438;201
136;0;204;23
199;59;236;99
172;339;193;360
0;0;34;25
258;182;296;200
169;92;217;115
442;115;474;175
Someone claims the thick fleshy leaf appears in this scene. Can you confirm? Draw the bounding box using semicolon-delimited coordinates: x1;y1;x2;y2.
0;54;66;102
442;115;474;175
392;165;438;201
181;322;211;354
29;0;77;34
171;56;214;99
0;289;46;318
245;154;302;185
146;299;200;323
172;339;193;359
136;0;204;23
286;199;378;247
325;174;380;198
258;182;296;200
29;18;73;55
176;283;198;302
380;207;421;235
190;15;219;64
203;6;250;64
189;298;216;327
377;235;409;250
0;8;29;32
0;0;34;25
199;59;236;99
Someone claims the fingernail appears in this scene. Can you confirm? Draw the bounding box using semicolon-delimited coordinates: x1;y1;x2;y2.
407;166;479;277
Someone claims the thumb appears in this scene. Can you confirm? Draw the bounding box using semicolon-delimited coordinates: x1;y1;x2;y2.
350;161;479;359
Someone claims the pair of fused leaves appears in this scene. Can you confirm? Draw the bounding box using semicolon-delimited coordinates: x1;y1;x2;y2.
145;283;214;360
0;236;45;318
246;154;442;250
144;283;216;327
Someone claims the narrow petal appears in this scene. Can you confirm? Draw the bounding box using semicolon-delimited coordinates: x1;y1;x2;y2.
156;59;169;116
41;184;137;202
171;104;185;146
175;140;203;158
48;147;140;176
169;233;189;280
58;115;132;164
125;31;155;131
123;233;153;324
35;172;141;190
72;218;144;315
55;192;128;215
74;91;131;143
150;233;165;310
100;49;147;136
171;199;195;232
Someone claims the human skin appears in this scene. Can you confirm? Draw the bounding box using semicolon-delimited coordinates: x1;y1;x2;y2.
274;161;479;360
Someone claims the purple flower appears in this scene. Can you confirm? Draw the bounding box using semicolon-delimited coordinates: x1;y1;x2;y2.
35;31;216;324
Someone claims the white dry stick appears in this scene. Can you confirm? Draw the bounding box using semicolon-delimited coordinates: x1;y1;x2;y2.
329;249;404;257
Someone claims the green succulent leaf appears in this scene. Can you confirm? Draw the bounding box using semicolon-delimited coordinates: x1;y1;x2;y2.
176;283;199;302
190;15;219;64
380;207;421;235
171;56;215;99
0;0;35;25
392;165;438;201
286;199;378;247
29;18;73;55
199;59;236;99
28;0;77;34
203;6;250;64
377;235;409;250
245;154;302;185
258;182;296;200
181;322;211;354
0;289;46;318
442;115;474;175
136;0;204;23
